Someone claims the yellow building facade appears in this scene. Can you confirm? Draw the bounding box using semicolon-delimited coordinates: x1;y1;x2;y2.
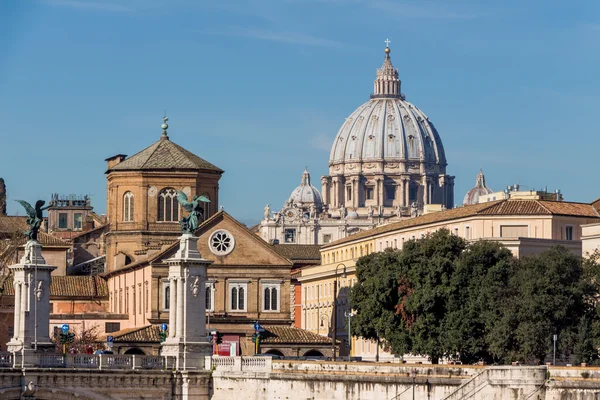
300;198;600;361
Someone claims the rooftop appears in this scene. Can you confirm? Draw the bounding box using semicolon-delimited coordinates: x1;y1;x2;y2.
323;199;600;249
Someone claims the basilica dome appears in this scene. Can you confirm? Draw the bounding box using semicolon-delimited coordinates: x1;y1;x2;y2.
329;48;446;167
289;168;323;208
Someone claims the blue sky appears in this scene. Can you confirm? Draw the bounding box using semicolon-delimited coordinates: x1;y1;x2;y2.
1;0;599;225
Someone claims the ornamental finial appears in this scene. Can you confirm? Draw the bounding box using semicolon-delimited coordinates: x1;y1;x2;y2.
161;114;169;139
384;38;391;55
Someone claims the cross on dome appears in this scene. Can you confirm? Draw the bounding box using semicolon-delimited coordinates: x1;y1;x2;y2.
384;38;391;47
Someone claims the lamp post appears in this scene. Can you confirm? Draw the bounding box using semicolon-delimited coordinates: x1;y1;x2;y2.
332;263;346;361
345;310;355;361
411;368;417;400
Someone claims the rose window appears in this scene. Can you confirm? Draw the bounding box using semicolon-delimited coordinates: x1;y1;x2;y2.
209;230;235;256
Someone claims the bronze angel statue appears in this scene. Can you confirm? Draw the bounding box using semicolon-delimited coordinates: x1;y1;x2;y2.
15;199;49;241
176;191;210;233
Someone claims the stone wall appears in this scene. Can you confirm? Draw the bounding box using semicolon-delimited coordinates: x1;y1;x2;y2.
211;361;547;400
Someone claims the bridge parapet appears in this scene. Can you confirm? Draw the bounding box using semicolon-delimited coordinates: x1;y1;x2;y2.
0;351;172;371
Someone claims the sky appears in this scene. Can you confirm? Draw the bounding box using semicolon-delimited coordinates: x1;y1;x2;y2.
1;0;599;225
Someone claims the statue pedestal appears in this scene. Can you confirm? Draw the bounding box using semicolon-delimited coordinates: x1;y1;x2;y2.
161;234;213;369
6;241;56;363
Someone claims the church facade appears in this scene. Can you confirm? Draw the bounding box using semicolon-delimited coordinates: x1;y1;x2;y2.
260;45;454;245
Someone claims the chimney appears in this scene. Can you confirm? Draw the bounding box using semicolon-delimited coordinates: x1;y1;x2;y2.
105;154;128;170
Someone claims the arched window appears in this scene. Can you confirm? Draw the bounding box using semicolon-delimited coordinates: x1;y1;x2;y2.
263;285;279;311
123;191;134;222
231;287;238;310
158;188;179;222
163;282;170;310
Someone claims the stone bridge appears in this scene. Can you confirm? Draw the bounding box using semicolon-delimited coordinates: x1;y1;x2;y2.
0;352;211;400
4;352;600;399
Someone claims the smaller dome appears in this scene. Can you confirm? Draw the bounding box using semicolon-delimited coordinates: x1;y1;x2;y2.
289;168;323;207
463;169;493;205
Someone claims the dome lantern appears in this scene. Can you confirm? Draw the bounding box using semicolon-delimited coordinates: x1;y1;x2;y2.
372;42;401;99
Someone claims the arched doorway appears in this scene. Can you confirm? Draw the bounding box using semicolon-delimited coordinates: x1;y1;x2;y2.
303;350;324;357
124;347;145;355
264;349;284;356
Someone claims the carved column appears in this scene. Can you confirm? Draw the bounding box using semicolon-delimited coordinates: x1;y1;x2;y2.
169;277;176;338
176;277;184;339
161;233;213;370
404;177;410;207
13;282;21;339
6;240;56;358
352;177;359;209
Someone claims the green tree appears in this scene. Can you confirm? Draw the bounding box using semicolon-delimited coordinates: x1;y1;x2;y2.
443;240;514;364
489;246;591;364
350;249;410;355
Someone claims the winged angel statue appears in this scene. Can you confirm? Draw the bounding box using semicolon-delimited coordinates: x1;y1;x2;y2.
176;191;210;233
15;199;49;241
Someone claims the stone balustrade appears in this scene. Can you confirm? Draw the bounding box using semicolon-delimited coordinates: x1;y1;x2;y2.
0;351;167;370
207;356;272;372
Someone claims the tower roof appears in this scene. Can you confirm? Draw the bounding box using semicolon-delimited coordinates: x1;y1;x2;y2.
107;118;223;173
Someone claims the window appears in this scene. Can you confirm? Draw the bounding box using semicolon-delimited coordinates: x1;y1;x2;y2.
205;283;215;311
346;186;352;201
284;229;296;243
133;287;136;316
465;226;471;239
119;289;122;313
105;322;121;333
386;185;395;200
566;226;574;241
209;229;235;255
263;283;280;312
365;187;374;200
74;213;83;230
229;282;247;311
323;234;332;244
163;281;170;310
409;182;419;203
58;213;68;229
125;288;129;313
158;188;179;222
123;191;134;222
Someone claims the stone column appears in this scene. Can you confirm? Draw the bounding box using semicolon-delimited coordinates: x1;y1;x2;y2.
404;178;410;207
161;233;213;370
352;177;359;209
169;277;176;338
13;282;21;339
176;277;185;339
422;176;429;205
6;240;56;360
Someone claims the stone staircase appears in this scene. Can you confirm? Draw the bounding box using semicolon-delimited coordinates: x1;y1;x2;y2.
442;368;490;400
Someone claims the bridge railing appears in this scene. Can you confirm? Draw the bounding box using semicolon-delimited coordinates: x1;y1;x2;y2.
208;356;272;372
0;351;167;370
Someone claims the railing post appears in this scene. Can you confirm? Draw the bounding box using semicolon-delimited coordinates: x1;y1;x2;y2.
205;356;212;370
234;356;242;371
99;354;103;370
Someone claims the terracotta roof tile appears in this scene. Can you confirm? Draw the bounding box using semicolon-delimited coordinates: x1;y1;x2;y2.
0;216;70;247
323;199;600;248
270;244;322;264
0;276;108;298
108;138;223;172
261;325;331;344
103;325;161;343
323;201;499;248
